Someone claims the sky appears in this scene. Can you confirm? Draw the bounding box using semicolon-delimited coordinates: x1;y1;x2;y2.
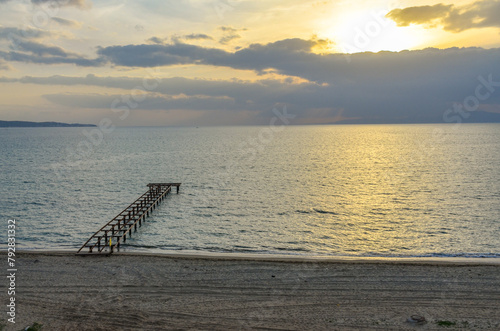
1;0;500;126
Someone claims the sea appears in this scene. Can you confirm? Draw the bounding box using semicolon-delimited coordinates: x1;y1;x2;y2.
1;124;499;258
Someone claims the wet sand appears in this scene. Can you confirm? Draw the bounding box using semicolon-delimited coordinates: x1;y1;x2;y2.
4;251;500;330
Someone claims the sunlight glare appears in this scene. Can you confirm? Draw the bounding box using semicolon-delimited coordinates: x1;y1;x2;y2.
326;9;425;53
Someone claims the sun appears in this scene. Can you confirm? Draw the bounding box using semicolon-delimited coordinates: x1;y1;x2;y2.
324;8;426;53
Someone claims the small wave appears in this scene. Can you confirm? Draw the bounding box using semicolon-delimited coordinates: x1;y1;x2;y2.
295;208;338;215
275;247;310;252
369;211;387;216
312;208;338;215
210;232;228;237
234;245;253;250
193;213;213;218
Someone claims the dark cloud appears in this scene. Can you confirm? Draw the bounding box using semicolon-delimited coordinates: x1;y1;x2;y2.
387;0;500;32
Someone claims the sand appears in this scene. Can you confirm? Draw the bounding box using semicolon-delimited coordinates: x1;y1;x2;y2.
2;251;500;330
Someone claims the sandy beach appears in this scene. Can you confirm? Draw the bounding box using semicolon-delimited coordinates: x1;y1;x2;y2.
3;251;500;330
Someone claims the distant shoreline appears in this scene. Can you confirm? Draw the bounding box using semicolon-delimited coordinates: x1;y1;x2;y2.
0;120;96;127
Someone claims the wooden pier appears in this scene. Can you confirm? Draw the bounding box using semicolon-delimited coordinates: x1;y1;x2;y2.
77;183;180;255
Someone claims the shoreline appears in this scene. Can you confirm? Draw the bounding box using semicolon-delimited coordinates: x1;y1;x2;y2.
11;249;500;265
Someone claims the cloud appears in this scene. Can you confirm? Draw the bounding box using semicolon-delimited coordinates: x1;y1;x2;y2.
0;50;103;66
31;0;91;9
220;26;239;33
0;25;94;70
51;17;82;28
0;27;51;41
219;34;240;44
147;36;166;44
4;74;309;102
97;43;229;67
1;74;323;115
386;0;500;32
0;59;10;70
42;93;239;111
184;33;213;41
386;4;452;27
149;33;214;45
14;40;74;57
0;39;104;66
97;38;322;72
0;29;102;66
219;26;245;44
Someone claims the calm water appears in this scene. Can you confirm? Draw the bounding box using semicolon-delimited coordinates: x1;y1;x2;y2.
1;124;499;258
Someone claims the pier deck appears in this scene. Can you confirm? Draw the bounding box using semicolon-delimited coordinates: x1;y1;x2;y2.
77;183;180;255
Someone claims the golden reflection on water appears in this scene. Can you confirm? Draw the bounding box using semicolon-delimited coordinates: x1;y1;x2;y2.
299;125;458;255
